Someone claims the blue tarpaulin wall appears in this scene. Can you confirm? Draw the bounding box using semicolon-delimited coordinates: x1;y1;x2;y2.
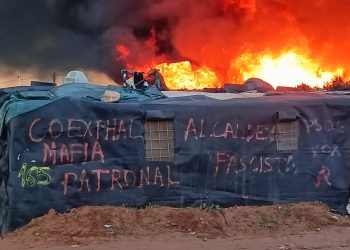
0;84;349;233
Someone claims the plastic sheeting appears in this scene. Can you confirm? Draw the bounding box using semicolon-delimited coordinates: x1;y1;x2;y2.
0;88;350;233
0;84;165;137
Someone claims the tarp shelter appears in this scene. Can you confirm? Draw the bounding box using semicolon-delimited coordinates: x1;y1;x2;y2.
0;83;349;234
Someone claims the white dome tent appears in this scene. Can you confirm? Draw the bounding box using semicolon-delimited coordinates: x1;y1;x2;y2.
62;70;89;84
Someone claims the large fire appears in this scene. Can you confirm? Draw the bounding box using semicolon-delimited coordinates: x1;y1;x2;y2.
234;51;344;88
114;0;350;90
154;61;220;90
121;52;343;90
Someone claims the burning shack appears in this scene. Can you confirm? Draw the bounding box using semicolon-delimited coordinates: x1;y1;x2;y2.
0;77;349;234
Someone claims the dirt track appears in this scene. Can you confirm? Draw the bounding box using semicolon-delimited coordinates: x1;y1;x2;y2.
1;202;350;250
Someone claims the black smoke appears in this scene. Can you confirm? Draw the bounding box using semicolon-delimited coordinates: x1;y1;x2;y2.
3;0;347;84
0;0;180;81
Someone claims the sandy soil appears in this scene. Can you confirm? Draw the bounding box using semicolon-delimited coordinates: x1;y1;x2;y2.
1;202;350;250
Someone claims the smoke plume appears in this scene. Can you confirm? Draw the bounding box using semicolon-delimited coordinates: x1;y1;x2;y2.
0;0;349;83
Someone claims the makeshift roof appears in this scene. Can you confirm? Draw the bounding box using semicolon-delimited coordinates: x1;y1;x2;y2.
1;82;350;137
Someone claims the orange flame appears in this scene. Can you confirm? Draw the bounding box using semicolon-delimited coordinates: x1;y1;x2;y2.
154;61;220;90
113;1;350;90
116;45;130;61
233;50;344;88
117;49;344;90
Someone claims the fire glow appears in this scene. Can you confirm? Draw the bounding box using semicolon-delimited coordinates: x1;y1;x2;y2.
235;51;344;88
114;0;349;90
154;61;220;90
122;52;343;90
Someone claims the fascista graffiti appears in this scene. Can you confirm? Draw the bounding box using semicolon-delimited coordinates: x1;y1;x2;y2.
213;152;297;175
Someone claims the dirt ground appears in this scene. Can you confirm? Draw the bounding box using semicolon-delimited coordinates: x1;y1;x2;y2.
1;202;350;250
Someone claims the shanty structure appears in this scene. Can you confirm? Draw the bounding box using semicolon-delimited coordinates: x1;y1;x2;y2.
0;82;349;234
